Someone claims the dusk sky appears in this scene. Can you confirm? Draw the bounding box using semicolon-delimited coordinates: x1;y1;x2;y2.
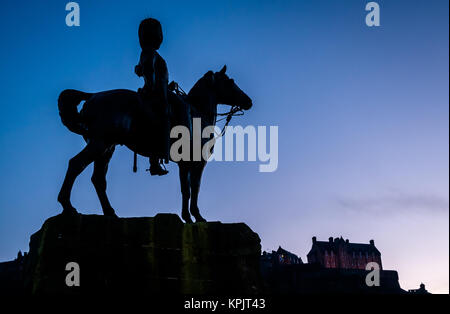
0;0;448;293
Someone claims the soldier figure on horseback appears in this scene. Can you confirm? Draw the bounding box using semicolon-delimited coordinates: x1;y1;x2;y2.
135;18;170;176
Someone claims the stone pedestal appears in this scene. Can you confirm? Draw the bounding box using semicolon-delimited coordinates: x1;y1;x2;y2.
24;213;262;295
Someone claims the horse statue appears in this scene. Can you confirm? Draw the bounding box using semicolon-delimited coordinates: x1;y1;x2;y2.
57;65;252;223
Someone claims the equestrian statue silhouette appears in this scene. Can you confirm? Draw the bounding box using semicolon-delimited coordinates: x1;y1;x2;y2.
57;65;252;223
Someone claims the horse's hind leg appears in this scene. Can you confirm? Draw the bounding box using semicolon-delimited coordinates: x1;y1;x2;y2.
190;162;207;223
58;140;107;215
179;162;193;223
91;145;117;217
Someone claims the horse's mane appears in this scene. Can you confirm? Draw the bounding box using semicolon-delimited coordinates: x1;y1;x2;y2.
187;71;212;108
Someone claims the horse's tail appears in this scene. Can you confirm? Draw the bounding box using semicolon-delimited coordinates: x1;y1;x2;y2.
58;89;92;135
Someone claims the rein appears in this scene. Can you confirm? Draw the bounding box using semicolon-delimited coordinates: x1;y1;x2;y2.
215;106;244;136
170;81;187;97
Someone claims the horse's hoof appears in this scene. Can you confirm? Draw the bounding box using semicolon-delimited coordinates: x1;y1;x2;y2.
62;206;78;216
194;216;207;223
190;207;206;223
182;213;193;224
104;208;118;218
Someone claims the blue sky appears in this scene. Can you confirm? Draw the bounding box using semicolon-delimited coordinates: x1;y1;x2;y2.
0;0;448;293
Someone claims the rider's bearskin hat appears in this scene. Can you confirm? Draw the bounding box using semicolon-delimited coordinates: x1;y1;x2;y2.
138;18;163;50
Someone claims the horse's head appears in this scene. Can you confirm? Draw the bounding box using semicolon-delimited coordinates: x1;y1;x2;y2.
214;65;252;110
197;65;252;111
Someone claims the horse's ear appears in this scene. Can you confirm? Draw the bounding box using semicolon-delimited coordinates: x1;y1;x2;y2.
219;65;227;75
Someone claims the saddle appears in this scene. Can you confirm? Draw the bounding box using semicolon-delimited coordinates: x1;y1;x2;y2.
132;82;191;172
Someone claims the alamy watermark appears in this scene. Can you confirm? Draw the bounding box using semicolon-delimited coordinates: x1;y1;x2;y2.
365;262;380;287
65;2;80;27
66;2;380;28
170;118;278;173
365;2;380;27
65;262;80;287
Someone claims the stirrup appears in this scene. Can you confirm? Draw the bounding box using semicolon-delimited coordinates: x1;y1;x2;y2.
146;161;169;176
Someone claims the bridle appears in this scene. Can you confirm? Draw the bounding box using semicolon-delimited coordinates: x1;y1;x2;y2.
171;80;245;137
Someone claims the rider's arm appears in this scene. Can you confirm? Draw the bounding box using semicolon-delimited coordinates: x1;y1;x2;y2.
141;50;157;92
135;64;143;77
135;51;144;77
154;54;169;108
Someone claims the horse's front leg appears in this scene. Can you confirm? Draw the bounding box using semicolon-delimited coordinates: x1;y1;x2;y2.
190;162;206;223
178;162;193;223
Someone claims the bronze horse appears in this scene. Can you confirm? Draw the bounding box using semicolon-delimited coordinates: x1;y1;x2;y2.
57;65;252;223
